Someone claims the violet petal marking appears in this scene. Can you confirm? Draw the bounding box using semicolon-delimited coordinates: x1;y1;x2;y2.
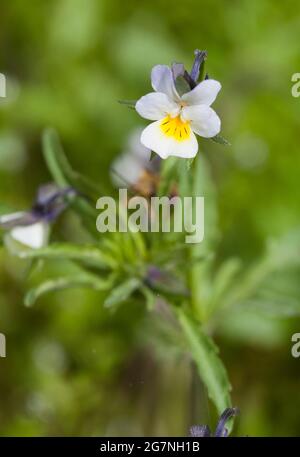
171;62;185;80
0;211;40;229
32;186;76;221
36;183;61;206
0;185;76;229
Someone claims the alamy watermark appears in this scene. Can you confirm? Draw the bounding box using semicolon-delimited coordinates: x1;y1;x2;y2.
0;333;6;357
96;189;204;244
291;73;300;98
291;333;300;358
0;73;6;98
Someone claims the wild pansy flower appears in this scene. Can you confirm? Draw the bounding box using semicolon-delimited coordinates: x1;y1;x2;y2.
189;407;239;437
0;184;75;249
135;50;221;159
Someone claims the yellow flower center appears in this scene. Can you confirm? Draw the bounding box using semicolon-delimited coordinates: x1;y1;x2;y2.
160;115;191;141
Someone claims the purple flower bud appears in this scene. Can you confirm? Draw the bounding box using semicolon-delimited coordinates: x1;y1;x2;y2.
190;49;207;84
190;425;211;437
189;407;239;438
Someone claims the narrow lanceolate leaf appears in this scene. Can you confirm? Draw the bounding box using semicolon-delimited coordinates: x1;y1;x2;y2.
104;277;141;308
14;243;117;270
24;273;112;307
177;309;232;418
42;128;68;187
140;286;157;311
158;156;177;196
42;129;99;236
118;99;137;109
42;128;103;198
224;228;300;310
211;134;231;146
210;258;242;312
266;228;300;269
177;159;192;197
234;297;300;318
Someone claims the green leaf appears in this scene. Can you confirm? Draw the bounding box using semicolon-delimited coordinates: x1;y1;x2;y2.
218;229;300;312
118;99;137;109
24;273;112;307
177;309;232;418
230;268;300;318
235;297;300;318
42;128;68;187
128;230;147;261
140;286;157;311
210;258;242;313
211;134;231;146
158;156;178;196
221;257;271;309
43;128;104;198
104;277;141;308
266;228;300;269
219;308;286;348
12;243;117;270
42;129;99;236
177;159;192;198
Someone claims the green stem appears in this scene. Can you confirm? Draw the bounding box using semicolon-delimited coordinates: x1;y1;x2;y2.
176;308;232;421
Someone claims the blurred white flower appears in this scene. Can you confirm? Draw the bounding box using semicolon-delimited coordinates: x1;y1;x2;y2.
136;65;221;159
0;212;49;249
111;129;152;188
110;129;160;196
9;220;49;249
0;185;75;249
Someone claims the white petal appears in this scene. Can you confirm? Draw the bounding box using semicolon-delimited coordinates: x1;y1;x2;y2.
151;65;180;101
135;92;179;121
127;128;152;161
9;221;49;249
181;79;221;106
140;121;198;159
182;105;221;138
111;153;145;187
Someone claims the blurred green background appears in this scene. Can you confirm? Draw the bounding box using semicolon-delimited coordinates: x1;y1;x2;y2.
0;0;300;436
